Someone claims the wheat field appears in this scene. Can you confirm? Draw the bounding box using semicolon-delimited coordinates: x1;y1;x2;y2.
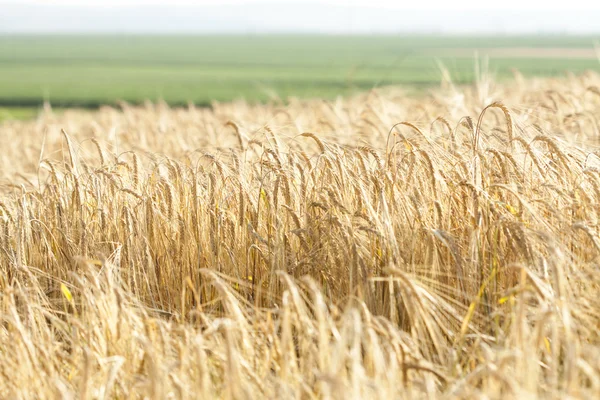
1;72;600;399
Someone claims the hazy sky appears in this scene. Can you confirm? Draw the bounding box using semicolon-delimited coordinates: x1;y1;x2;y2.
1;0;600;34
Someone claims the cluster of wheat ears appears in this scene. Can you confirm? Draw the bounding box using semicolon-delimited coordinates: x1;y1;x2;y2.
1;72;600;398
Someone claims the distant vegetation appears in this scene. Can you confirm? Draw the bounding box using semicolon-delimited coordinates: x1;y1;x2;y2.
0;34;598;115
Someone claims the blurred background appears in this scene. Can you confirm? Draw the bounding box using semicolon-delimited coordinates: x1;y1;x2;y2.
1;0;599;121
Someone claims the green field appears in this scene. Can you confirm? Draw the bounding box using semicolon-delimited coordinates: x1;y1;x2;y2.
1;35;599;120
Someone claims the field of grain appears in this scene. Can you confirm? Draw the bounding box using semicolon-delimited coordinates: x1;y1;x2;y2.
1;71;600;398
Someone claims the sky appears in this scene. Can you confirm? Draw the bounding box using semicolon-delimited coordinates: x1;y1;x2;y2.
1;0;600;34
